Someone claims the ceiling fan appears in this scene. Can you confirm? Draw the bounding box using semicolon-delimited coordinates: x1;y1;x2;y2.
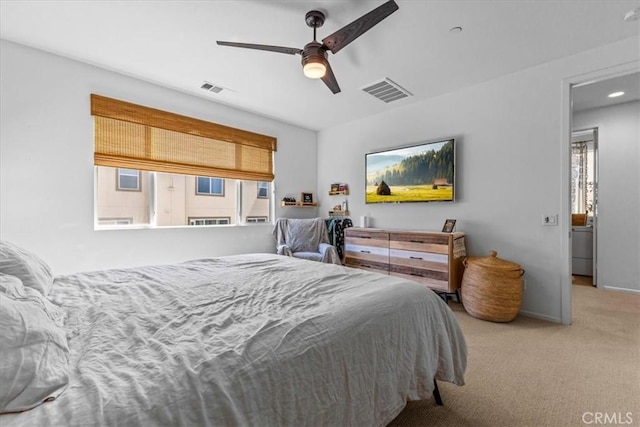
216;0;399;94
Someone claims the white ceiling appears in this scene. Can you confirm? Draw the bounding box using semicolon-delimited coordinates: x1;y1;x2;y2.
572;71;640;112
1;0;639;131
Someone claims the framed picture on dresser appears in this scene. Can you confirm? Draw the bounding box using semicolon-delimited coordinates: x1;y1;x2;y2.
442;219;456;233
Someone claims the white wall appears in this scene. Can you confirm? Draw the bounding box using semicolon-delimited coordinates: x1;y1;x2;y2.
0;40;317;274
573;101;640;292
317;36;639;322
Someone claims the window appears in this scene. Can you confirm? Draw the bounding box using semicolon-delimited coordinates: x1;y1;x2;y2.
96;167;271;227
188;217;230;226
571;129;596;216
117;168;140;191
91;94;276;229
98;218;133;226
196;177;224;196
257;181;269;198
246;216;268;223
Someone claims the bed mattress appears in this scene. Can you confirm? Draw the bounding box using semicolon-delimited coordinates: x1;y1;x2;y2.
3;253;466;426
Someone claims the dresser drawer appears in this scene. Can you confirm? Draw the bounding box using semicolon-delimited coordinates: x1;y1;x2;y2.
345;257;389;274
390;270;450;292
389;232;450;254
345;229;389;245
346;236;389;248
345;243;388;265
389;249;449;272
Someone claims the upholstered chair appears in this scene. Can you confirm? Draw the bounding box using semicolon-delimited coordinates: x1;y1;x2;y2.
272;218;341;264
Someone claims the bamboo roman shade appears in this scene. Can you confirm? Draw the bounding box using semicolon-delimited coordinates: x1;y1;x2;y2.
91;94;277;181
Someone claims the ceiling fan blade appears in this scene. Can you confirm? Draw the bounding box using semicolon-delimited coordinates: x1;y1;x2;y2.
217;41;302;56
321;61;341;94
321;0;399;54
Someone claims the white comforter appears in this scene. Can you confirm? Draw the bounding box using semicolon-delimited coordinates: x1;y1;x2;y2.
4;253;466;427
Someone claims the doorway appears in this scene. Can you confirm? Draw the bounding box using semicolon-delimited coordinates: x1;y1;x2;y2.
561;64;640;325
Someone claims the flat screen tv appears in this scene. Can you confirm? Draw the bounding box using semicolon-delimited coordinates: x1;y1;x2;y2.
365;138;455;203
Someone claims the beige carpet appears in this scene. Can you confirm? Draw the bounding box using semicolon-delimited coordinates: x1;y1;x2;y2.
388;285;640;427
572;275;593;287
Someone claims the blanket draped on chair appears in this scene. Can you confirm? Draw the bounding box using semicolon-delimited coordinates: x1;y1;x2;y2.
272;218;342;265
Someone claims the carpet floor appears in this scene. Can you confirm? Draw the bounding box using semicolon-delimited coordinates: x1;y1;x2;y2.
388;285;640;427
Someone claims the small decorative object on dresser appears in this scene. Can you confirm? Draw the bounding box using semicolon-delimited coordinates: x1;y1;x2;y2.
442;219;456;233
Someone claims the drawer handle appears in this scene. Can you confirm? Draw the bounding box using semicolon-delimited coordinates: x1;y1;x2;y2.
360;250;371;253
410;273;422;277
360;236;372;239
410;240;424;243
409;256;423;260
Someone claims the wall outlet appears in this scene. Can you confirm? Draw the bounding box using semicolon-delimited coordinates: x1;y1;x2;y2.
542;214;558;226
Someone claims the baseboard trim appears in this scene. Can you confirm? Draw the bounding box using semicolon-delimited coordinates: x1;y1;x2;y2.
518;310;562;324
603;285;640;294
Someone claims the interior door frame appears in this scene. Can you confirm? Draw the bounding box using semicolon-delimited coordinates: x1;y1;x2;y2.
560;60;640;325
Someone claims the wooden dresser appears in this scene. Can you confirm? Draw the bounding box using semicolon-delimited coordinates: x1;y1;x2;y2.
344;228;466;294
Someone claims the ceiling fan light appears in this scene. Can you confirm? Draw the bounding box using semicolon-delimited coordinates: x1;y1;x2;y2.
303;61;326;79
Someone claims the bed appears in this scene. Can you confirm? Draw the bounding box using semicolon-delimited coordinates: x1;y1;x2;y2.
0;241;466;426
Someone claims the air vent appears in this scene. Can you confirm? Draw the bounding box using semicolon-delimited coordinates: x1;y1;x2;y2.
362;78;412;103
200;81;225;94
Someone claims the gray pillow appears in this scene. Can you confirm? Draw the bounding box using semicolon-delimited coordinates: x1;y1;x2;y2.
0;241;53;296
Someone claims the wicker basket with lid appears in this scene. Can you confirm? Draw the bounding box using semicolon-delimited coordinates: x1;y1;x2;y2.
461;250;525;322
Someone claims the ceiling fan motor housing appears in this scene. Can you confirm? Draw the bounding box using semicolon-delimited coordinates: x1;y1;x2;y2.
301;41;328;70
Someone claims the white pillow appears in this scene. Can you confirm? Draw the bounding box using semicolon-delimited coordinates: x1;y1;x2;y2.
0;280;69;413
0;272;24;295
0;241;54;296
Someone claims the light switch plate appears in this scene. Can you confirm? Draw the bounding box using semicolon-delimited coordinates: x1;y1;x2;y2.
542;214;558;226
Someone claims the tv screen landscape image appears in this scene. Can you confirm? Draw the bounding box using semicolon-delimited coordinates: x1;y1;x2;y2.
366;138;455;204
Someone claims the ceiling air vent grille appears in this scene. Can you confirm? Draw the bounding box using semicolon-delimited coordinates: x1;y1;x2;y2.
201;81;224;93
362;78;412;103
